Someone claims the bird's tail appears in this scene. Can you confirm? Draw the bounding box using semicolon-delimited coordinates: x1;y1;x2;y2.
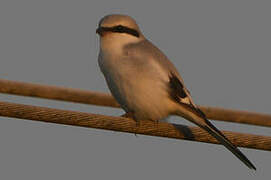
176;106;256;170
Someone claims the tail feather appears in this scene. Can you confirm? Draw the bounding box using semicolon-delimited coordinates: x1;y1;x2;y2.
200;120;256;170
177;106;256;170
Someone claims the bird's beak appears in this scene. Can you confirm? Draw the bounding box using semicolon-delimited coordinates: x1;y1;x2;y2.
96;27;113;37
96;27;104;36
96;27;101;34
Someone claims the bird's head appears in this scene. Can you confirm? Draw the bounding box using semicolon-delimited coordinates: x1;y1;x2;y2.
96;14;144;49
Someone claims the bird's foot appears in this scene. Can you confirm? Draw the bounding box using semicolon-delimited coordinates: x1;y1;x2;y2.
121;112;134;119
120;112;139;137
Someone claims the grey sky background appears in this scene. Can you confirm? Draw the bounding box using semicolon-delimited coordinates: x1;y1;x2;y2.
0;0;270;179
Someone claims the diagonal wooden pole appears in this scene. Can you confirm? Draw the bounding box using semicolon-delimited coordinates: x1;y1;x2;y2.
1;78;271;127
0;101;271;151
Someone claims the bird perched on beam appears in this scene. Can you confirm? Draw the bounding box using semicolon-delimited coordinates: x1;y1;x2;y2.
96;14;256;170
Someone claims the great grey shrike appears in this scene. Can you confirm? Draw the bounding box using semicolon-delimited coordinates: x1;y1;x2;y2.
96;14;256;170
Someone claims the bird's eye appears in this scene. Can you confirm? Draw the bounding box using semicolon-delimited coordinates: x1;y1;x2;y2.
116;25;124;31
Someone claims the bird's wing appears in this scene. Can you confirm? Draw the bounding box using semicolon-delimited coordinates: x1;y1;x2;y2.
127;40;256;170
168;64;256;170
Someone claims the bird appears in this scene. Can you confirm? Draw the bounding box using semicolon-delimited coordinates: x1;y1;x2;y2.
96;14;256;170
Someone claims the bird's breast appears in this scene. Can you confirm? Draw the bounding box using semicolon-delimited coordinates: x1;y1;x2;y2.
98;49;176;121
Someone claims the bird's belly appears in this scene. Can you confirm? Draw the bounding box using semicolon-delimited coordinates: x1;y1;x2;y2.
99;53;176;121
126;81;173;121
105;70;174;121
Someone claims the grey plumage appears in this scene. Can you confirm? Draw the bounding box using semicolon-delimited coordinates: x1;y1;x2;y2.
96;14;256;170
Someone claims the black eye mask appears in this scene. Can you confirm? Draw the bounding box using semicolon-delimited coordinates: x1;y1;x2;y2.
96;25;140;38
